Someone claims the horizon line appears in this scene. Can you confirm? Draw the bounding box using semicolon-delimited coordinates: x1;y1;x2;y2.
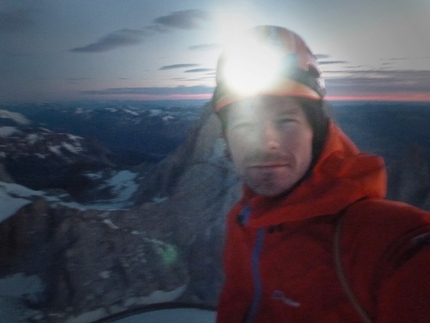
1;94;430;105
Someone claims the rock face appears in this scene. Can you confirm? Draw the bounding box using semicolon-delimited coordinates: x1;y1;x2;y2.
132;103;241;304
0;163;13;183
0;200;189;322
0;102;240;321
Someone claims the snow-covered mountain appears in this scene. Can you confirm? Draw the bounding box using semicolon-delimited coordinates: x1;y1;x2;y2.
1;126;112;176
0;101;202;164
0;101;203;207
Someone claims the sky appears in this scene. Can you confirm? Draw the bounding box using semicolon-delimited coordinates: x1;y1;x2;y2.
1;0;430;103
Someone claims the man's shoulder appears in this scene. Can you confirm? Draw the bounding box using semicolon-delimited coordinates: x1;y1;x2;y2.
341;198;430;251
344;198;430;225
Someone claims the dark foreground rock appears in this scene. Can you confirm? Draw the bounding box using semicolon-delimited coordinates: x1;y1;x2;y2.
0;200;189;323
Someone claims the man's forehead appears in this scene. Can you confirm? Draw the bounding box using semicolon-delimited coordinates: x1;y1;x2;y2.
227;96;302;118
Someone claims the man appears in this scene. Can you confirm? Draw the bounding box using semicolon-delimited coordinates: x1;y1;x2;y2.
212;25;430;322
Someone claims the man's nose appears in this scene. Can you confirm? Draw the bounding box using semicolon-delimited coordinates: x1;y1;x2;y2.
256;121;280;150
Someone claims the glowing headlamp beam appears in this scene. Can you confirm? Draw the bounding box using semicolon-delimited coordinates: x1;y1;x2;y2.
222;40;287;95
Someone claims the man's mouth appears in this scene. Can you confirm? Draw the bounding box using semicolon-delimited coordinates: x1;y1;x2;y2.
244;152;292;169
247;162;289;168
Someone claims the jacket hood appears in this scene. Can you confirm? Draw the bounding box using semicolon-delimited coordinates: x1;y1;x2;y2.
240;120;387;227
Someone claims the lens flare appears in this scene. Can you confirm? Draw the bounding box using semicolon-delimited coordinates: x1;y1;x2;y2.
223;40;283;95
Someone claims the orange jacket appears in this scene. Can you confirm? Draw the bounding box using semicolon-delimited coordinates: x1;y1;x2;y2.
216;121;430;323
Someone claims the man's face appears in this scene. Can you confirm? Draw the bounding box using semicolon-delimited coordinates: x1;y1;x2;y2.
225;96;313;197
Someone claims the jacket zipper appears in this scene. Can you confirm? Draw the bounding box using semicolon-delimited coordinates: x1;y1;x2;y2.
246;227;265;323
239;206;265;323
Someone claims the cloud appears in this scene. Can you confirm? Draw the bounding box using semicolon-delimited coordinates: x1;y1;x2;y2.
78;69;430;100
386;57;408;61
144;24;169;33
184;68;213;73
70;29;148;53
319;60;349;65
153;10;210;30
0;9;34;33
81;85;214;96
325;70;430;95
70;10;211;53
189;43;221;51
67;77;90;82
159;64;199;70
315;54;331;59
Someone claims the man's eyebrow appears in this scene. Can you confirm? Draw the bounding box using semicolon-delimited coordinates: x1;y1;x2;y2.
228;106;256;119
229;113;255;125
276;106;301;116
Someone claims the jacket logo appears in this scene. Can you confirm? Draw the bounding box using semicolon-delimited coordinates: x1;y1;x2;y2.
272;290;300;307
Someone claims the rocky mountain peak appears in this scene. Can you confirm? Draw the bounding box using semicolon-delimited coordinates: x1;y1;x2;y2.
0;102;241;321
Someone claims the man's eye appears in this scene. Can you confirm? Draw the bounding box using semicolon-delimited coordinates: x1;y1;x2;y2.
231;122;254;132
278;118;295;125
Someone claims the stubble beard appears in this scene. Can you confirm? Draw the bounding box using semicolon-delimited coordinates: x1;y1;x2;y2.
241;151;294;196
244;169;282;196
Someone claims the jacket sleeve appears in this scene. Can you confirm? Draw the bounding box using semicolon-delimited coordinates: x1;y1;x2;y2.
374;229;430;323
342;200;430;323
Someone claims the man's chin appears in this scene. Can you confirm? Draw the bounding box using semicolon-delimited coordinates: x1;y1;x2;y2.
245;179;293;197
243;168;291;195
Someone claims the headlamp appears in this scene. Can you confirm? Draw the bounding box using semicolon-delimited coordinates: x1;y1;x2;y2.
213;26;326;113
221;39;286;95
